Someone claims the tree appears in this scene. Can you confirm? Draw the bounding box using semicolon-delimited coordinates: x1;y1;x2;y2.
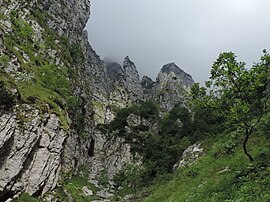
191;51;270;161
189;83;226;139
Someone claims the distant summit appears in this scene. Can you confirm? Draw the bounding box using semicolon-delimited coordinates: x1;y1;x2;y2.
161;62;185;74
151;62;195;109
104;57;195;110
159;63;194;87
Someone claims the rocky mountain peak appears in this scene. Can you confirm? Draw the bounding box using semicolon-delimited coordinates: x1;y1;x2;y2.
105;61;124;80
123;56;135;68
157;62;194;88
123;56;139;78
149;62;195;110
161;62;185;75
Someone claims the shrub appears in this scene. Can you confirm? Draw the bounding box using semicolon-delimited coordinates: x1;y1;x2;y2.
10;12;34;44
161;106;193;137
138;101;159;119
37;64;71;97
109;106;138;132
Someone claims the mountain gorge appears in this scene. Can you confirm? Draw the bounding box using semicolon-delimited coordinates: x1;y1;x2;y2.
0;0;194;201
1;0;270;202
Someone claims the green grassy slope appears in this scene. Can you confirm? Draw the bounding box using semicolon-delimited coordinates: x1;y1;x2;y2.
143;131;270;202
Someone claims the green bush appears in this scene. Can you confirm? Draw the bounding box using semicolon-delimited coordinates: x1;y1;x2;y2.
10;12;33;44
109;106;138;133
138;101;159;119
161;106;193;138
106;104;195;187
114;164;145;196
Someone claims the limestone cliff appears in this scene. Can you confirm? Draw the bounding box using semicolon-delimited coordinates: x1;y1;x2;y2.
0;0;91;200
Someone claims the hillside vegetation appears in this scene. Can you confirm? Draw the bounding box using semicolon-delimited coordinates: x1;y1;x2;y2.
95;51;270;201
142;52;270;201
143;130;270;202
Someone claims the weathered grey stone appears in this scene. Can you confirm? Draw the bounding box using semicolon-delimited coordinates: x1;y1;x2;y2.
88;131;138;187
96;188;114;199
0;107;68;198
106;61;124;81
126;113;159;134
176;143;203;170
123;56;144;103
0;0;94;199
38;0;90;40
141;76;155;99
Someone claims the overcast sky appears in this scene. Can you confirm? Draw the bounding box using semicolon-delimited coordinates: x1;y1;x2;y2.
86;0;270;84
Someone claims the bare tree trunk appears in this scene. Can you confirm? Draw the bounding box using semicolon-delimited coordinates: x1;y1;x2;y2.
243;132;253;161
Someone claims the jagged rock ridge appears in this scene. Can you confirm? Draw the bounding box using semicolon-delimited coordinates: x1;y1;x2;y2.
104;58;195;111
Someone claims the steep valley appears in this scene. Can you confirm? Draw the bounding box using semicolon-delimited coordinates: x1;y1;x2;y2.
0;1;270;202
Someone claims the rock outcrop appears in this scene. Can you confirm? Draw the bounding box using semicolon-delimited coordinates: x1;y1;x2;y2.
38;0;90;40
150;63;194;110
0;106;67;200
141;76;155;100
123;56;144;103
174;143;204;171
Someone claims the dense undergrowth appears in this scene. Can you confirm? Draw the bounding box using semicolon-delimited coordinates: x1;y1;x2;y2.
143;131;270;202
140;52;270;201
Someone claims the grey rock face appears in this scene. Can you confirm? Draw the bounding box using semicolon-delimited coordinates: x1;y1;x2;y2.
88;131;137;186
123;56;144;103
126;113;159;134
82;31;109;103
151;63;194;110
91;56;145;125
141;76;155;99
38;0;90;40
105;59;129;110
159;63;194;88
175;143;203;170
0;0;91;199
0;106;67;199
106;62;124;81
